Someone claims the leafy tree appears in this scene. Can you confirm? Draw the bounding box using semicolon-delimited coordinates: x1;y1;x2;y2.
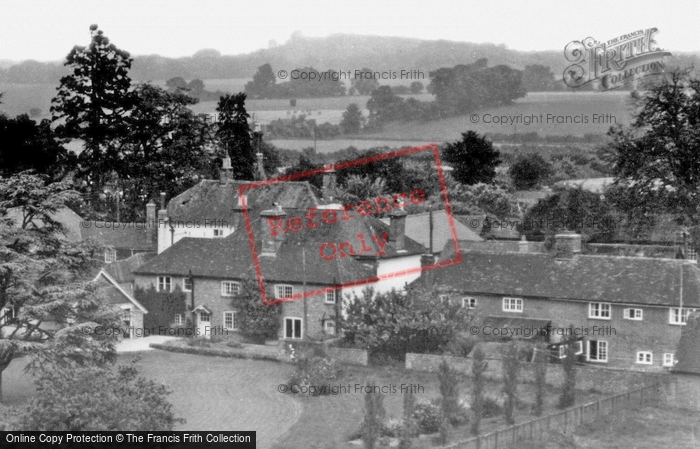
340;103;365;134
133;284;188;333
410;81;424;94
335;148;410;195
448;182;515;218
0;114;76;180
245;63;277;98
165;76;188;92
533;343;548;416
508;153;553;190
361;378;386;449
119;83;217;220
366;86;405;127
343;286;471;360
520;186;618;243
602;69;700;226
501;341;520;425
285;154;324;190
336;175;387;207
437;359;461;445
442;131;501;185
522;64;560;92
235;276;281;344
352;68;380;95
50;24;134;197
187;79;205;97
0;172;122;402
216;93;256;180
558;341;577;408
7;356;183;430
470;345;487;435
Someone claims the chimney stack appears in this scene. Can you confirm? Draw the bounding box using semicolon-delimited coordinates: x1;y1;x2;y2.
146;200;157;247
260;203;287;256
553;231;582;259
322;166;337;203
220;156;233;183
519;235;528;253
256;152;267;181
388;205;407;252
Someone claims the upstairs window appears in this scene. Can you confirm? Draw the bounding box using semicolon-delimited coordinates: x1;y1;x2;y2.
183;277;193;292
276;284;294;299
221;281;241;297
503;297;523;312
670;307;697;325
462;297;477;309
623;308;643;320
325;290;337;304
589;302;611;319
104;248;117;263
158;276;172;292
636;351;653;365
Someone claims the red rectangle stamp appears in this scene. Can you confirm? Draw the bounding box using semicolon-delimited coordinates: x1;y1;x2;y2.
239;143;462;305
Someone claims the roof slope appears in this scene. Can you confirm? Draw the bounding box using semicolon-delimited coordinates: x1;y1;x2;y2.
135;209;425;285
381;209;481;251
428;250;700;306
81;222;155;251
104;252;156;284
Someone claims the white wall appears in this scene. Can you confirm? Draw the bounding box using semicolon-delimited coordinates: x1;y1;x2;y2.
157;218;235;254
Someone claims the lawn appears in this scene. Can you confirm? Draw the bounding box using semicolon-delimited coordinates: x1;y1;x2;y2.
517;405;700;449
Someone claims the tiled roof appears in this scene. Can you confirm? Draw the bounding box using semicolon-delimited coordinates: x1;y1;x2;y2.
674;312;700;375
134;210;424;285
81;223;155;251
381;209;481;252
103;252;156;284
427;249;700;307
166;179;323;223
93;270;148;313
456;240;547;254
6;206;84;242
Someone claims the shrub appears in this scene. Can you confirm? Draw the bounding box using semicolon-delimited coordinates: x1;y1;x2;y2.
443;333;477;358
226;340;243;349
482;396;502;418
470;345;488;435
288;352;342;396
186;337;210;348
438;360;463;429
399;389;418;448
533;343;548;416
361;378;386;449
558;341;577;408
411;400;441;434
502;341;521;425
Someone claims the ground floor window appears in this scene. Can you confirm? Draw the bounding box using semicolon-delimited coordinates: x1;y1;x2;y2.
324;320;336;335
173;313;184;325
223;311;238;330
587;340;608;362
663;353;675;367
285;317;302;339
636;351;653;365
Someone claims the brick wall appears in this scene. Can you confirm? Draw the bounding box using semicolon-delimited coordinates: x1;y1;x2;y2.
439;291;683;370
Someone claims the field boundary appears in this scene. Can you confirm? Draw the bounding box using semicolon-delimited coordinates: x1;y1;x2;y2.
442;382;662;449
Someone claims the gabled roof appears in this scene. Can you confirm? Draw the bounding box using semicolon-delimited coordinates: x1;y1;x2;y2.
81;223;155;251
426;247;700;307
103;252;156;284
166;179;323;223
674;312;700;375
92;270;148;313
134;209;425;286
381;209;481;252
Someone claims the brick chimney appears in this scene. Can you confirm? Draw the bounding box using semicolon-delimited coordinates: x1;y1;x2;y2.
388;207;407;252
220;156;233;183
146;200;157;247
322;166;337;202
260;203;287;256
553;231;582;259
157;192;169;254
256;152;267;181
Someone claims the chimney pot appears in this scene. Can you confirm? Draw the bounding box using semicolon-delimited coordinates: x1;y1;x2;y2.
388;208;408;251
159;192;166;210
554;231;582;259
146;201;157;246
260;205;287;255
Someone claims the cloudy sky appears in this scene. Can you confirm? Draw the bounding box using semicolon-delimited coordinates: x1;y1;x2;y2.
2;0;698;61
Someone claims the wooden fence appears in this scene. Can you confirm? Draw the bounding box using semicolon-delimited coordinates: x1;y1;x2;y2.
443;382;662;449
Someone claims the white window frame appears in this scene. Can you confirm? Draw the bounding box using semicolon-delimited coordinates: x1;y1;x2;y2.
173;313;184;326
158;276;172;292
670;307;697;325
223;311;238;330
199;312;211;323
588;302;611;320
686;246;697;263
462;297;477;309
276;284;294;299
587;340;608;363
662;353;675;367
502;297;523;313
104;248;117;263
636;351;653;365
325;289;336;304
324;320;336;335
213;228;224;237
439;294;448;305
284;317;303;339
558;341;583;359
183;277;193;292
221;281;241;297
623;308;643;320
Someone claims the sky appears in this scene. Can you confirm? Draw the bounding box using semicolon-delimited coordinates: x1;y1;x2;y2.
2;0;699;62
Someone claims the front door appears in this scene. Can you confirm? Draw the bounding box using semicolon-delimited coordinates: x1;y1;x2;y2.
197;311;211;338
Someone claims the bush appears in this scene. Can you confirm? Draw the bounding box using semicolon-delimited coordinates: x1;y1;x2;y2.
482;396;502;418
412;400;441;434
443;333;476;358
186;337;210;347
361;378;386;449
288;353;342;396
226;340;243;349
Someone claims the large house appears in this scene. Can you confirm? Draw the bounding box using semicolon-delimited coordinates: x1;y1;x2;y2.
421;232;700;370
133;164;428;340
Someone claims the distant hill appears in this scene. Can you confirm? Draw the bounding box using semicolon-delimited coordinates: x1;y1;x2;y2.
1;33;699;84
